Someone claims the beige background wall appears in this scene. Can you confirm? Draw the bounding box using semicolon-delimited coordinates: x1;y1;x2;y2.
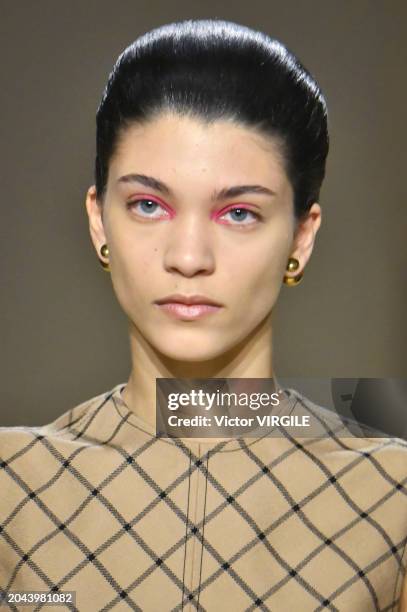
1;1;406;426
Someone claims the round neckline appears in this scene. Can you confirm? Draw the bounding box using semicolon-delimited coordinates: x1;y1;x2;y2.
110;382;299;454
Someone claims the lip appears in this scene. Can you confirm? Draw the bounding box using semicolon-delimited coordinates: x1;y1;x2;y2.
155;302;221;320
155;294;222;307
154;294;223;321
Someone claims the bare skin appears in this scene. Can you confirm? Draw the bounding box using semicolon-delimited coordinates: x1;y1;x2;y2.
85;112;321;440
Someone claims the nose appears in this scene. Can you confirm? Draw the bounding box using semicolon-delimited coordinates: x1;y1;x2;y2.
163;214;216;278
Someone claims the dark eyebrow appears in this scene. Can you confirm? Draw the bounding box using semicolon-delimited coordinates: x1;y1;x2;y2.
117;173;276;199
213;184;276;199
117;174;172;195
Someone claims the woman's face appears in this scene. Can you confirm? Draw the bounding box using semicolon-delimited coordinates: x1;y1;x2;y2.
86;113;320;361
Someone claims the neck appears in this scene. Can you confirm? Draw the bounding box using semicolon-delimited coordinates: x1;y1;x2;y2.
121;312;277;433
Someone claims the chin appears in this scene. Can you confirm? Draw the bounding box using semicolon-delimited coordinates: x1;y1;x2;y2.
152;330;230;363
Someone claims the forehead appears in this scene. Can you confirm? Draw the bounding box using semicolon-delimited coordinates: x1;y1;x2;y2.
109;113;289;190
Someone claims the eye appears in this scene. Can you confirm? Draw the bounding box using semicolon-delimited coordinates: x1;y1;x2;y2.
218;206;261;226
126;198;170;219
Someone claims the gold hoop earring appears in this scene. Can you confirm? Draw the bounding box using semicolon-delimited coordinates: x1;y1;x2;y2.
99;244;110;272
283;256;303;286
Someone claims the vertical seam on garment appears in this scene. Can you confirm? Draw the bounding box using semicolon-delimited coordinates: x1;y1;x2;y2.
181;449;193;610
392;516;407;610
197;449;210;609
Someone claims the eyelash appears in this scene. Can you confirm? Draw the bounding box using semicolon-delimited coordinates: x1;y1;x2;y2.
126;198;262;225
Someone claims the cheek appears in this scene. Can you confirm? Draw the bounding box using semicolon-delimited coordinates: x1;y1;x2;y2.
111;228;155;278
108;238;156;309
224;232;291;299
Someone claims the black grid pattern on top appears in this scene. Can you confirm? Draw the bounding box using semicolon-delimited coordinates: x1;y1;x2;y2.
0;388;406;611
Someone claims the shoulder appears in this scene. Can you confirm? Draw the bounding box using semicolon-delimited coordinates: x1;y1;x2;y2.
0;386;122;522
287;386;407;463
0;386;118;459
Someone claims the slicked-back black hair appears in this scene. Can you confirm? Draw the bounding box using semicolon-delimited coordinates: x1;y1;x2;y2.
95;19;329;220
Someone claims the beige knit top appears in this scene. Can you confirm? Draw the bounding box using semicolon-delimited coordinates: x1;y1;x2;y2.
0;383;406;611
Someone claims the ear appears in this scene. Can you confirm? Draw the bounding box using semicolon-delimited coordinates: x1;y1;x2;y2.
287;203;322;277
85;185;108;264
